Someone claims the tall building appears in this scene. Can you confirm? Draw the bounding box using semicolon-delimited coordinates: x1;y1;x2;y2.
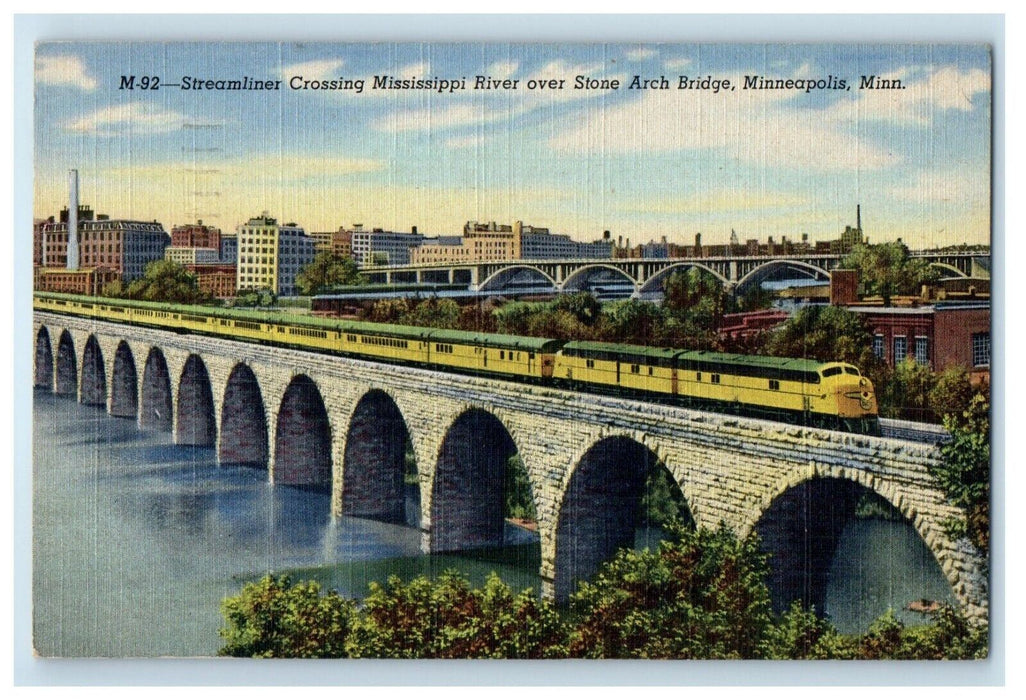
39;206;169;281
307;228;354;258
236;213;316;296
165;247;221;265
170;220;222;250
219;232;238;264
351;227;426;265
411;220;613;264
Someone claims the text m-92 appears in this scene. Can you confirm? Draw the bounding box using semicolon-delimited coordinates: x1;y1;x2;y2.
119;76;160;90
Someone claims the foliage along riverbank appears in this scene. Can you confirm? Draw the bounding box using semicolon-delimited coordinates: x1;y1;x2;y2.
219;525;986;660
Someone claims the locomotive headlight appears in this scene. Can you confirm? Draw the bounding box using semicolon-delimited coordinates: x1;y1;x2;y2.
859;377;868;387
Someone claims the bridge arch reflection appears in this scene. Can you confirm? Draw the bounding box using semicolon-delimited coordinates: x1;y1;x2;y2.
110;341;138;418
219;362;269;468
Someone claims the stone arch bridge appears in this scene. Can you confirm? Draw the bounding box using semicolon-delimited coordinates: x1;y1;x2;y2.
33;311;988;620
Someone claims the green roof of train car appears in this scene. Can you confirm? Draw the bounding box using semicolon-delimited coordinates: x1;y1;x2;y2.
35;292;563;353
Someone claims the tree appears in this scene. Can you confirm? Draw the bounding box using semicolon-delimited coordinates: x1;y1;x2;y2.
762;601;854;659
552;292;603;327
403;297;461;329
121;260;213;304
766;305;880;370
929;366;976;421
853;607;987;660
935;394;990;551
566;525;774;659
346;571;566;659
841;242;940;305
218;575;356;658
884;357;938;421
365;297;410;324
735;284;776;313
504;455;537;521
295;252;365;295
492;301;541;336
596;299;664;345
231;288;277;308
662;268;728;331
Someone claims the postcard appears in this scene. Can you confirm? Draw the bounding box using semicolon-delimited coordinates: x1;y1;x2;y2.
30;39;992;663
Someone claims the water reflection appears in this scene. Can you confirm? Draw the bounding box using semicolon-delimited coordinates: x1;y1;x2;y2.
33;390;954;655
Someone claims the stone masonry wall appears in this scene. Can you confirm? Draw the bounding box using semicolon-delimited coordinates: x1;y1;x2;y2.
33;312;989;621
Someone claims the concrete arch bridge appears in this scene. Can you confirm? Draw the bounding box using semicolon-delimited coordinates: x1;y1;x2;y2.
362;252;987;297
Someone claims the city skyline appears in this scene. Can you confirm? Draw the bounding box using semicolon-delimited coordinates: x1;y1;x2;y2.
35;42;991;249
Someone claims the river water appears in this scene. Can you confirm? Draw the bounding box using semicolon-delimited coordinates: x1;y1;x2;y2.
32;391;955;657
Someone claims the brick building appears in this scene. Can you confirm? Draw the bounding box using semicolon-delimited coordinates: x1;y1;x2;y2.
185;263;237;299
170;221;221;250
848;303;990;379
34;267;118;296
38;206;169;281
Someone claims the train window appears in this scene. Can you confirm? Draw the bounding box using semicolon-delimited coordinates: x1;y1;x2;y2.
631;364;640;374
696;372;702;381
529;353;535;359
711;374;721;384
586;359;595;369
822;367;843;378
844;367;860;375
648;367;654;376
769;379;780;390
500;351;505;360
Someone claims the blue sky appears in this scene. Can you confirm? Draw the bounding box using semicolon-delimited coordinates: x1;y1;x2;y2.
34;42;991;248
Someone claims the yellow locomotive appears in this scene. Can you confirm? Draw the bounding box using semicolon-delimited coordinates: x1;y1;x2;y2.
33;292;880;434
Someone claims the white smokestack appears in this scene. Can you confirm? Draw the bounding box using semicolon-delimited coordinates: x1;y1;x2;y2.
68;169;79;270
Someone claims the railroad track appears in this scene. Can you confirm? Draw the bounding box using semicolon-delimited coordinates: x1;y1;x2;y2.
879;417;950;444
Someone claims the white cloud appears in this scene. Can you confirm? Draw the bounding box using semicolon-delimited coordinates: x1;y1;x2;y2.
371;104;510;133
445;133;492;149
487;60;519;79
891;169;989;204
36;55;97;91
827;65;990;125
279;58;345;80
396;61;431;77
548;85;898;171
625;48;657;61
65;102;189;136
627;189;809;215
371;58;623;134
663;57;692;71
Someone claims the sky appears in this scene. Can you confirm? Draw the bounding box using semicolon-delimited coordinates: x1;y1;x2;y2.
34;42;992;249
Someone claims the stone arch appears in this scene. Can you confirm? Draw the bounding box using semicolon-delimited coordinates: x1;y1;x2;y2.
561;264;638;294
553;434;682;602
734;260;830;295
110;341;138;418
745;467;955;616
35;326;53;389
80;335;107;406
54;330;77;396
429;407;528;552
477;264;558;292
175;354;216;446
273;374;332;487
637;261;730;294
219;362;269;468
141;347;173;431
342;389;415;524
